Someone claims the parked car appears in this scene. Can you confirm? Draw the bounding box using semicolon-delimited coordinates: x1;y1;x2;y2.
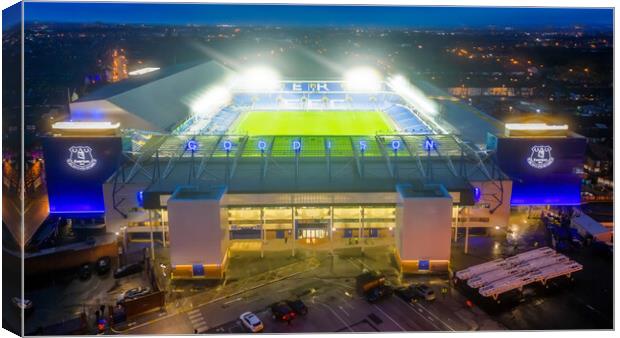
113;263;143;279
411;284;436;301
12;297;33;310
78;263;92;280
117;287;151;304
395;286;417;303
366;285;393;303
240;312;263;333
270;302;296;322
96;257;111;275
286;299;308;316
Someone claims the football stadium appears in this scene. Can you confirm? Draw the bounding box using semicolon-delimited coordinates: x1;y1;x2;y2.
42;61;586;279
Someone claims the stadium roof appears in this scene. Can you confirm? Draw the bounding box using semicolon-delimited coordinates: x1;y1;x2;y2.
111;134;509;206
413;80;504;146
70;60;235;132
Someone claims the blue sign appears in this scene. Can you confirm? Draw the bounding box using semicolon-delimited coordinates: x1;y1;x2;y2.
325;140;332;150
136;190;144;207
359;140;367;152
473;187;481;202
423;137;436;152
223;140;233;152
257;140;267;152
186;139;198;152
280;81;346;92
391;140;401;151
192;264;205;277
418;260;430;270
292;140;302;153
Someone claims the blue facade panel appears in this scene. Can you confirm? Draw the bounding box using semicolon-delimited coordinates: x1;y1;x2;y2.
42;136;122;216
495;137;586;206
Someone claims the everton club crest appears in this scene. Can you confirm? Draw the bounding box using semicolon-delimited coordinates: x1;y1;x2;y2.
527;145;553;169
67;146;97;171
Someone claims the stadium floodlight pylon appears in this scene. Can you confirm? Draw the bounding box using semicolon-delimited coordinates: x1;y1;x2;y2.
234;66;281;92
343;66;383;92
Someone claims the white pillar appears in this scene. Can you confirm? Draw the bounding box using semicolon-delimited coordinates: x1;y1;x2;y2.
329;206;334;254
149;210;155;260
291;206;296;257
360;206;365;253
454;207;459;242
260;208;265;258
161;209;167;248
464;226;469;254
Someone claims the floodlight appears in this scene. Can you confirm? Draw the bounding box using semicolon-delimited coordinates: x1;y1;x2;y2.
190;85;232;116
52;121;120;130
387;75;438;117
343;67;382;92
505;123;568;131
235;66;281;92
128;67;160;76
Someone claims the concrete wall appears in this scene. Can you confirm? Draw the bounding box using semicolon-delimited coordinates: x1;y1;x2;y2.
460;180;512;228
167;197;226;269
397;188;452;273
103;182;149;233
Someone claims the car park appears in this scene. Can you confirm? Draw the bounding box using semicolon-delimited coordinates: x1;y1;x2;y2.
240;312;264;332
113;263;143;279
286;299;308;316
96;256;111;275
366;285;393;303
117;287;151;304
411;284;436;301
395;286;418;303
78;263;92;280
271;301;296;322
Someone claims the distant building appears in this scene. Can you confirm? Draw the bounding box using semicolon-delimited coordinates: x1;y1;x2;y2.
584;143;612;184
448;87;535;97
106;49;128;83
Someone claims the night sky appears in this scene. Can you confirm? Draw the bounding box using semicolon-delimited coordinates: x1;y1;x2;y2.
19;3;613;29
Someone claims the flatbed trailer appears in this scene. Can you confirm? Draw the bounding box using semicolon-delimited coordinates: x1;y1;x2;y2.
455;258;509;281
503;247;555;266
530;261;583;285
467;267;523;289
479;273;535;299
514;253;570;272
457;247;583;301
478;261;582;300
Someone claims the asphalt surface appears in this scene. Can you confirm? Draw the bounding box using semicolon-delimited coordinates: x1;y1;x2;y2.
451;211;614;330
117;248;500;334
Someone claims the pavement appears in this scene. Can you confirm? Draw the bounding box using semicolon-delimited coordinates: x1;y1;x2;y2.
113;245;502;334
24;208;611;334
23;255;151;334
450;210;613;330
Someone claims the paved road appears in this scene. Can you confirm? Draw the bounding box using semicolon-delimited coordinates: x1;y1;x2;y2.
451;211;613;330
114;245;502;334
123;271;474;334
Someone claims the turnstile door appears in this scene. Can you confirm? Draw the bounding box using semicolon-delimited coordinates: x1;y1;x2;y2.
299;229;327;239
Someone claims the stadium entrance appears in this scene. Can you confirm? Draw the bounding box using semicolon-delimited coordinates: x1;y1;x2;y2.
298;229;328;243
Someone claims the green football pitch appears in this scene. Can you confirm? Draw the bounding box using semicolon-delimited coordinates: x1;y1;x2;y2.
231;110;395;136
